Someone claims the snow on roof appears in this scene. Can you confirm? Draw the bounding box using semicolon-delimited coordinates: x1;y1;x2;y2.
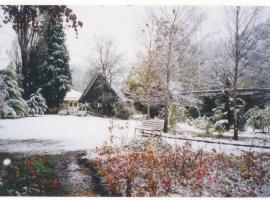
64;89;82;101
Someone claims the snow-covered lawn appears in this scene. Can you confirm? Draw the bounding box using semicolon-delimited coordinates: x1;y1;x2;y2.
171;123;270;155
0;115;137;154
0;115;269;155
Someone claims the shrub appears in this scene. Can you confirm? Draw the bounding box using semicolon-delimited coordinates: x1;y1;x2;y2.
210;100;227;123
245;106;270;132
113;102;132;120
187;116;210;130
204;123;213;137
214;119;228;137
0;156;59;196
27;89;48;116
0;67;28;118
169;105;187;133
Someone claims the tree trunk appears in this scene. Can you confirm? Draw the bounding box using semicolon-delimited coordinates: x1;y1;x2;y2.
19;6;31;99
21;50;29;98
163;104;169;133
163;37;172;133
232;6;240;141
147;103;150;119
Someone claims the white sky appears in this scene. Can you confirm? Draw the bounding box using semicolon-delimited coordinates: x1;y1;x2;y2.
0;5;269;70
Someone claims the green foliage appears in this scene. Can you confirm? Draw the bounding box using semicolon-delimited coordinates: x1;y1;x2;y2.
245;106;270;131
210;100;227;123
38;14;71;109
0;67;28;118
125;63;161;115
1;5;82;98
125;65;159;98
214;120;228;137
133;101;147;114
79;103;93;112
169;105;187;133
27;89;48;116
187;116;210;130
205;123;213;137
0;156;58;196
113;102;132;120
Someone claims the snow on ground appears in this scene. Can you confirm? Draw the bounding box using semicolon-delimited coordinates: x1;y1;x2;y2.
176;123;204;134
168;123;270;155
164;135;270;156
0;115;137;154
0;116;269;155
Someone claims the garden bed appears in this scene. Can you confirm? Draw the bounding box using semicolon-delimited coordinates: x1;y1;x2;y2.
0;153;60;196
86;138;270;197
0;151;102;196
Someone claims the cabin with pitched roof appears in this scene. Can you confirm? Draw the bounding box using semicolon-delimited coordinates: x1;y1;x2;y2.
63;89;82;112
79;73;119;116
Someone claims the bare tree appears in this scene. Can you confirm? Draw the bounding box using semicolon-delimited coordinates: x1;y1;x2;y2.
89;37;123;88
148;7;204;132
6;40;22;86
224;6;260;140
126;20;162;118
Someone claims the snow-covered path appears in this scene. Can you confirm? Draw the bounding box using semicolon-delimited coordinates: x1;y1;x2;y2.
0;115;136;154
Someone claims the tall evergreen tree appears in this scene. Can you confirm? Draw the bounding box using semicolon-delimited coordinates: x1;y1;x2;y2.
1;5;82;98
39;15;72;109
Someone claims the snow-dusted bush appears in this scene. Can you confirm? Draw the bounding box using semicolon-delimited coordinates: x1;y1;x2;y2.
113;102;132;120
245;106;270;132
0;67;28;119
79;102;93;112
169;105;187;132
210;100;227;123
214;119;228;134
187;116;210;130
27;89;47;116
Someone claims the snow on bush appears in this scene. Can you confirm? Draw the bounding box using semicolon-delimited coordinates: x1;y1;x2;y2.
186;116;210;130
89;138;270;197
0;67;28;119
113;102;132;120
210;100;227;123
214;119;228;132
27;89;48;116
169;105;187;132
245;106;270;132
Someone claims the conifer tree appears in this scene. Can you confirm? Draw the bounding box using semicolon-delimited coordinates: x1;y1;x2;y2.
27;88;48;116
39;14;72;109
0;65;28;118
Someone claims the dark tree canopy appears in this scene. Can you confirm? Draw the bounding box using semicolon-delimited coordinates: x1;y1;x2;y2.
38;14;72;110
1;5;83;34
0;5;82;98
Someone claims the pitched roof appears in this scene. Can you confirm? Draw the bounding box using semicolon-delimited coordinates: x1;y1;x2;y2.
79;72;100;102
79;72;130;103
64;89;82;101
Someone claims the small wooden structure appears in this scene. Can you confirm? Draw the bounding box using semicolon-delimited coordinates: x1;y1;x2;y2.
134;119;164;137
63;89;82;112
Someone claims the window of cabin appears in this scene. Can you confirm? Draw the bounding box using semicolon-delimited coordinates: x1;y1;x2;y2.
74;103;77;107
69;102;73;107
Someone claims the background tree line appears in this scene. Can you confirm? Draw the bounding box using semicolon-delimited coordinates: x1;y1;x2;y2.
125;6;270;140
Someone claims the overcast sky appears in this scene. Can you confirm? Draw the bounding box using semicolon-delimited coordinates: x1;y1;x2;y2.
0;6;269;70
